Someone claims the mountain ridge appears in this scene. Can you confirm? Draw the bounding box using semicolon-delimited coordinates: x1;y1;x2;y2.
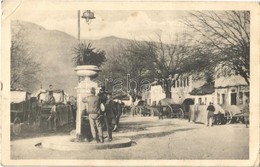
11;20;131;95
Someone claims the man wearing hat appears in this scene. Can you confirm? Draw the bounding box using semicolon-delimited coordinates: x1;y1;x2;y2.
206;102;215;127
82;87;104;143
104;93;115;141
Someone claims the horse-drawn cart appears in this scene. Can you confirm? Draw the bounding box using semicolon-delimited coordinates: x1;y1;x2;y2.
213;104;247;125
150;98;186;119
10;90;32;135
34;89;73;130
132;98;186;119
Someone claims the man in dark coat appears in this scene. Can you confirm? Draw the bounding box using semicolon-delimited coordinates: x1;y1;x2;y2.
97;87;107;131
82;87;104;143
113;100;123;131
206;102;215;126
104;93;115;141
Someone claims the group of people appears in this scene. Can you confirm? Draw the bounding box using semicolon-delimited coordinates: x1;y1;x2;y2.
82;87;123;143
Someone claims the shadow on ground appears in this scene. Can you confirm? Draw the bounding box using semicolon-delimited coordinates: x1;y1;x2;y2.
130;128;194;141
115;117;194;140
11;123;74;141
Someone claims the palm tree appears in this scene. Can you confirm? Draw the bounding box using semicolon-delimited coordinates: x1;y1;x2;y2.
72;42;106;67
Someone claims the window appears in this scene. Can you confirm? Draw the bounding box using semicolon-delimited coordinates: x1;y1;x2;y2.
187;77;189;86
217;93;220;104
205;97;207;105
177;80;179;87
231;93;237;105
180;79;182;87
172;80;176;88
221;94;225;104
198;98;202;105
239;92;243;104
245;92;249;103
183;79;186;87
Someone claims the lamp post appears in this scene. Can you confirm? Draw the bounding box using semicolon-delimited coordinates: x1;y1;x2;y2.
78;10;95;41
75;10;95;140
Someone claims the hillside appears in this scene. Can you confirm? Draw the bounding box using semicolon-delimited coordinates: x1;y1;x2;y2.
11;20;130;95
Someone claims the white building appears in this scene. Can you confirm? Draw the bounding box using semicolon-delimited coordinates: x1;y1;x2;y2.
189;82;215;106
215;75;249;106
142;84;165;106
171;75;211;105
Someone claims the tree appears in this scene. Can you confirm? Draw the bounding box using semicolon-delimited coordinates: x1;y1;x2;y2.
100;33;212;98
184;11;250;85
99;40;158;95
146;33;204;98
124;40;157;81
11;22;42;91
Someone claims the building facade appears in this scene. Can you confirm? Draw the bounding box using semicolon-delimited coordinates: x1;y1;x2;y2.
215;75;249;106
142;69;249;109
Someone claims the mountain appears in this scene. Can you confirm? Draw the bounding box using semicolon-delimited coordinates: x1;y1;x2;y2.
11;20;130;95
83;35;130;58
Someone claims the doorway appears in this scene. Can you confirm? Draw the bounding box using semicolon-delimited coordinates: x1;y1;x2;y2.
231;93;237;105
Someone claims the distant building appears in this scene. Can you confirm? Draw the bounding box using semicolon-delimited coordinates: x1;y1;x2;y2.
169;74;215;105
170;75;192;104
142;83;165;106
141;64;249;111
214;68;249;106
189;82;215;106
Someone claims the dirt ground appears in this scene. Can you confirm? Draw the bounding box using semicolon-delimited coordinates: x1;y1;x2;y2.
11;115;249;160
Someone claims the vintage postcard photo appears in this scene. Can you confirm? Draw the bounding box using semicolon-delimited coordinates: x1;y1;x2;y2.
1;1;259;166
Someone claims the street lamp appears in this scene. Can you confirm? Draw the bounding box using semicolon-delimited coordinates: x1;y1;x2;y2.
82;10;95;24
78;10;95;41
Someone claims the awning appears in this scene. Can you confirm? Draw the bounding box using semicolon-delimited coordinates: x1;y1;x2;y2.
11;91;29;103
159;98;175;105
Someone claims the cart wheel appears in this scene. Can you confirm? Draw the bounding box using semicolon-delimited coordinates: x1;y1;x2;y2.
165;105;173;118
225;110;233;124
239;116;245;124
177;108;184;119
12;117;21;135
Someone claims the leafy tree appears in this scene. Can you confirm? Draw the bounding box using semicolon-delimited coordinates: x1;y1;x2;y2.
184;11;250;85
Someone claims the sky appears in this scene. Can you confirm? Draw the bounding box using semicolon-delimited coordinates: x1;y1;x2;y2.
11;10;190;42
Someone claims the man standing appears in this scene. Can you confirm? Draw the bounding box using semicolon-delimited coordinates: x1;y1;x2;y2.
207;102;215;126
47;104;58;132
82;87;104;143
113;100;122;131
104;93;114;141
